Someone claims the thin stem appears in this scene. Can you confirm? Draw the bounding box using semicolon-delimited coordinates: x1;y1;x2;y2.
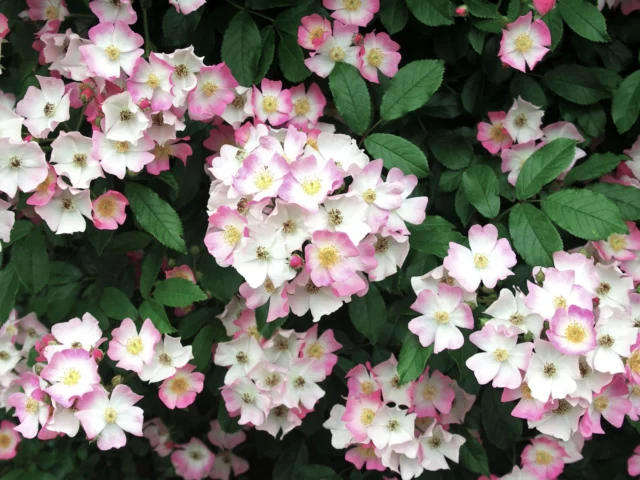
74;103;88;133
224;0;275;22
358;118;383;146
495;204;515;222
333;465;353;479
143;8;151;58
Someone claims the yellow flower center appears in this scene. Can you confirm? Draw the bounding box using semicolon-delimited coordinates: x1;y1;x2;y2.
493;348;509;362
45;5;58;20
309;26;326;42
62;368;81;386
374;237;389;253
515;113;528;127
294;98;310;116
262;95;278;113
473;253;489;269
146;73;160;89
329;46;346;62
535;450;553;465
428;435;442;449
361;381;374;395
509;313;524;325
552;296;567;310
367;48;384;67
105;45;121;61
223;225;241;245
104;407;118;424
72;153;88;167
629;350;640;374
202;81;218;98
434;311;450;324
360;407;375;426
256;246;270;260
0;433;11;449
543;363;556;377
423;384;437;400
599;334;615;348
169;376;189;395
387;419;399;431
609;234;627;252
489;123;508;142
253;169;274;190
115;141;130;153
301;177;322;196
594;396;608;412
175;64;189;77
564;323;586;344
307;138;319;150
126;336;144;355
520;382;533;400
343;0;362;11
514;34;533;53
306;341;325;359
318;245;340;268
96;197;116;218
362;188;376;204
43;103;56;117
25;397;38;414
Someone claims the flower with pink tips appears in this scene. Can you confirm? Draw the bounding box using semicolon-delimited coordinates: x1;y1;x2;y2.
221;377;271;426
300;325;342;376
92;190;128;231
502;381;547;421
50;132;104;189
35;186;93;235
140;335;194;383
342;393;382;442
41;348;100;408
525;339;580;402
75;385;143;451
444;223;517;293
586;313;637;374
188;63;238;121
210;450;250;480
521;436;566;479
283;358;327;409
383;167;429;241
368;405;415;450
205;206;248;267
158;364;204;410
0;139;48;198
107;318;161;373
418;423;466;472
251;79;292;126
546;306;597;355
8;372;50;439
80;21;144;80
409;283;474;353
89;0;137;24
629;445;640;477
477;111;513;155
413;369;455;417
101;91;150;144
580;376;631;436
305;230;360;287
233;149;289;201
0;420;20;460
504;97;545;144
168;0;206;15
287;271;348;322
171;438;215;480
594;221;640;261
93;131;155;180
298;14;332;50
304;21;360;77
288;83;327;128
501;141;538;186
27;0;69;22
233;228;294;289
358;32;401;83
279;155;343;212
127;53;175;112
484;288;544;338
499;12;551;72
323;0;380;26
467;325;533;389
45;312;105;360
16;75;70;138
143;418;173;457
525;268;593;320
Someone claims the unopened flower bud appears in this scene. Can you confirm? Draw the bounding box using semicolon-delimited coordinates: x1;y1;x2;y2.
138;98;151;110
352;33;364;45
190;245;201;256
167;258;177;268
80;87;94;103
455;5;468;16
195;271;204;282
34;364;45;375
111;375;124;387
535;270;545;284
289;254;304;270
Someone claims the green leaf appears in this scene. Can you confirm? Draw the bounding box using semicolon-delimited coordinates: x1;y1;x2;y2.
586;183;640;221
12;229;49;293
255;301;286;339
364;133;429;178
328;63;371;135
457;428;491;476
273;435;309;480
542;189;628;240
509;204;563;267
255;26;276;83
380;0;409;34
105;231;153;253
139;299;176;334
192;325;216;371
543;8;564;50
510;74;547;108
481;387;523;450
381;60;445;120
125;183;186;253
140;243;166;298
87;226;113;256
162;7;203;47
466;0;499;18
462;165;500;218
397;332;433;384
348;284;386;344
577;105;607;138
543;65;610;105
515;138;577;200
4;220;32;247
221;11;262;86
297;465;336;480
408;216;466;258
179;308;224;341
557;0;610;43
278;33;311;83
406;0;453;26
468;28;486;54
100;287;138;321
564;153;623;186
198;255;245;303
0;268;18;325
426;130;473;170
153;278;207;308
612;70;640;134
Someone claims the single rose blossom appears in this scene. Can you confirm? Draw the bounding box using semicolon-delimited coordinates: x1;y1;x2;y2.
499;12;551;72
92;190;128;231
107;318;161;373
477;111;513;155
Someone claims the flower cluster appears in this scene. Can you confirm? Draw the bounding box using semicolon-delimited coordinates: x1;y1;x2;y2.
143;418;250;480
214;321;341;437
205;122;428;323
298;0;401;83
323;355;475;479
477;96;585;187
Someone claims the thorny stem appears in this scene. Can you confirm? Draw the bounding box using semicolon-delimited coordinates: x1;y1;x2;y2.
224;0;276;23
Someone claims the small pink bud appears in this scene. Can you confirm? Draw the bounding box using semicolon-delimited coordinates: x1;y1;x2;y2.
352;33;364;46
289;254;304;269
455;5;468;16
138;98;151;110
80;87;93;103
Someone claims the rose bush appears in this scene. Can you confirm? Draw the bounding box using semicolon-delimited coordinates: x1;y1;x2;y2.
0;0;640;479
